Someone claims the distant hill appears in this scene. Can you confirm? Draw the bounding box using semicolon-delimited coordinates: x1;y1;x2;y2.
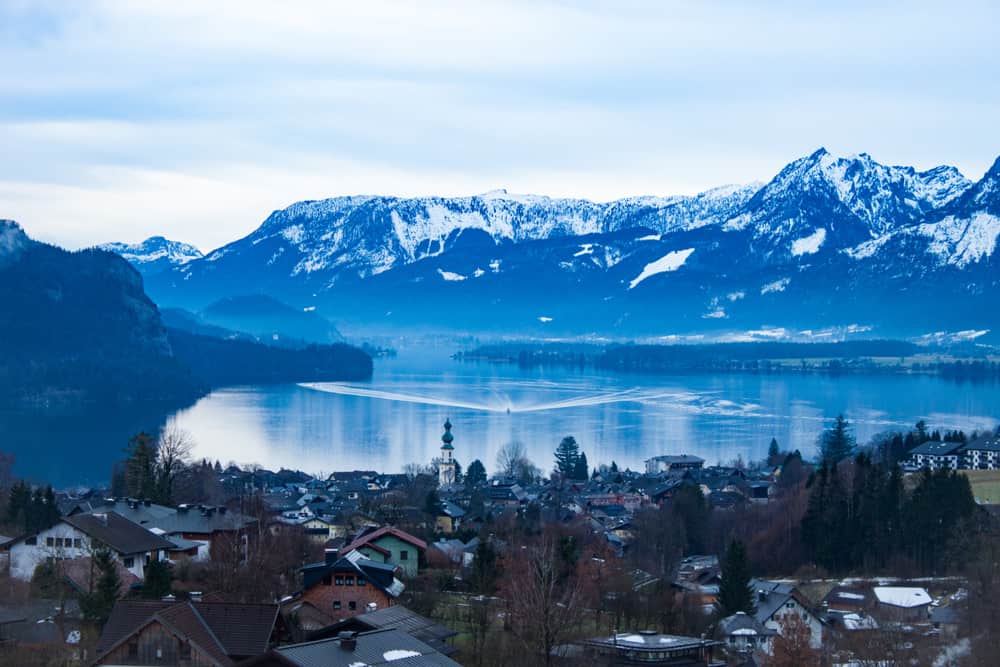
199;294;344;346
0;221;204;408
0;221;372;409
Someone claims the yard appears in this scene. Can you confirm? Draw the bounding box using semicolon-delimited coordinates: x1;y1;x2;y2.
961;470;1000;505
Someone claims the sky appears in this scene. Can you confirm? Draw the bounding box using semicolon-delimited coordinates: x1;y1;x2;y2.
2;1;999;251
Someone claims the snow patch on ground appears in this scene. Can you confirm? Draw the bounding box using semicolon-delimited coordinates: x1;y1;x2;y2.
761;277;790;294
574;243;595;257
628;248;695;289
437;269;466;281
791;227;827;256
920;212;1000;267
281;225;305;244
637;234;661;241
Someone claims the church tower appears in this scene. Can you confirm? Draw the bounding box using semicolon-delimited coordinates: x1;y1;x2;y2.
438;418;456;487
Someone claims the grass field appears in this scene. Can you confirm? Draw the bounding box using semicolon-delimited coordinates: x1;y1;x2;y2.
961;469;1000;504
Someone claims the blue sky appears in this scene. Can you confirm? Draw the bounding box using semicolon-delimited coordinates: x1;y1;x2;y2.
2;1;999;250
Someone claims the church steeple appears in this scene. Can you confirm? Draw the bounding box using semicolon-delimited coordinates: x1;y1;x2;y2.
438;418;456;486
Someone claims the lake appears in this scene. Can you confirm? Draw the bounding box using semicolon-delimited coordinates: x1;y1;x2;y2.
4;349;998;487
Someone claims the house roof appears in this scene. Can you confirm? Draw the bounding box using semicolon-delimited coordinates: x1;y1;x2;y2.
750;579;812;624
967;434;1000;453
62;511;175;555
716;612;776;638
302;550;405;598
908;441;965;457
61;556;142;595
79;501;252;536
578;631;719;653
310;605;457;655
344;526;427;553
95;600;279;664
260;628;461;667
646;454;705;465
873;587;931;608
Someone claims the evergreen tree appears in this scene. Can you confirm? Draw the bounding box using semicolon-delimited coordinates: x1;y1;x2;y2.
819;414;855;465
470;539;499;594
671;484;709;555
80;548;121;628
768;437;781;463
141;559;173;599
424;489;441;516
718;539;755;616
553;436;580;477
27;486;45;533
572;452;589;480
42;485;60;529
610;461;618;473
6;480;29;528
465;459;487;488
124;432;158;500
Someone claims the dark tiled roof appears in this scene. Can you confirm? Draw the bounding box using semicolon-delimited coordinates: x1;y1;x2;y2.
62;511;175;555
80;501;252;535
311;605;457;655
270;628;461;667
908;441;965;456
966;434;1000;452
344;526;427;553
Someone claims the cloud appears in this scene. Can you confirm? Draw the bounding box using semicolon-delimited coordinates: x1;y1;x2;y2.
1;1;999;248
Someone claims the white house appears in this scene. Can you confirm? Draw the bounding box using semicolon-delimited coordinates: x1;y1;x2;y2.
965;434;1000;470
907;441;964;470
751;579;825;649
4;511;175;581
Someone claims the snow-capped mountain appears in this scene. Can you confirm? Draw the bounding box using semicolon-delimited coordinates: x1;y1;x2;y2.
142;150;1000;340
99;236;203;276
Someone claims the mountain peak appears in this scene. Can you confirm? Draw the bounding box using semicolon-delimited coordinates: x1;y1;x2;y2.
99;236;204;276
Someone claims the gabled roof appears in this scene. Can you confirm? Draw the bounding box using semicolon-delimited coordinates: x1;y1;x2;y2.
78;501;252;535
750;579;815;624
62;511;175;555
95;600;279;664
302;550;405;598
966;434;1000;452
344;526;427;553
873;586;931;608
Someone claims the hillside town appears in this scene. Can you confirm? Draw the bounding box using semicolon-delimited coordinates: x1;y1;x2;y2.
1;417;998;666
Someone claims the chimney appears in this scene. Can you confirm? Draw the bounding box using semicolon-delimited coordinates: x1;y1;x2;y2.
338;631;357;651
324;548;339;566
93;513;108;525
161;594;176;602
189;592;202;602
758;589;767;602
178;506;188;514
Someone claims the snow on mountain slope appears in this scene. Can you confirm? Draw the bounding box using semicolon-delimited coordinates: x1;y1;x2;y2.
100;236;203;275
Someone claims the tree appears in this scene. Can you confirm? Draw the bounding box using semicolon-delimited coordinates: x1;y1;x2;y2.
572;452;589;481
6;479;30;528
470;538;500;594
819;414;855;465
610;460;618;473
553;436;580;477
496;441;539;484
141;559;173;599
124;431;158;499
671;484;709;555
424;489;441;517
465;459;487;488
770;613;820;667
717;539;754;616
154;426;193;505
80;548;121;628
768;437;781;464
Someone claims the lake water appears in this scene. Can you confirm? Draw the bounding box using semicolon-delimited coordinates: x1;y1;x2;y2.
4;349;998;487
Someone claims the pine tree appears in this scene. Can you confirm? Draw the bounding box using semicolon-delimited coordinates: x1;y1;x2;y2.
554;436;580;477
718;539;755;616
573;452;589;480
819;414;855;465
80;548;121;628
6;480;29;528
768;437;781;463
141;559;173;599
42;485;60;530
125;432;158;499
610;461;619;473
465;459;487;488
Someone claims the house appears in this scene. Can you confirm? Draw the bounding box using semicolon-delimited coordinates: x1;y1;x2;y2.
965;433;1000;470
750;579;824;649
243;628;461;667
435;501;465;535
307;605;458;656
564;631;723;666
715;612;776;658
872;586;932;622
645;455;705;474
293;550;405;627
907;441;965;470
822;585;875;615
5;511;175;581
673;555;721;612
76;500;253;562
92;599;285;666
343;526;427;578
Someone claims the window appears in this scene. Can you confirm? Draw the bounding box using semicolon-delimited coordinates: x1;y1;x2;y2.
335;576;344;586
55;538;64;548
400;550;409;561
333;601;341;610
46;537;55;547
179;641;191;660
25;536;36;546
73;539;82;549
123;557;135;568
785;602;794;609
357;578;366;587
345;576;354;586
349;601;357;610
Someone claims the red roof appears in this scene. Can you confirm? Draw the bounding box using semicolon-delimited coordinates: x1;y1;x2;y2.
343;526;427;553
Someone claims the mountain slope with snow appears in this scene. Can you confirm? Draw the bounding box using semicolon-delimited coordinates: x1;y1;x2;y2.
99;236;203;276
140;150;999;340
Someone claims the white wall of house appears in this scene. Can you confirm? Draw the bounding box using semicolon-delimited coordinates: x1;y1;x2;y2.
912;453;959;470
763;599;824;649
966;449;1000;470
6;521;164;581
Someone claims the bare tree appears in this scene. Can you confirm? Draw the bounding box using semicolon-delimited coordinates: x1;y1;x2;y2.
495;440;540;484
768;613;821;667
155;425;194;505
503;536;585;666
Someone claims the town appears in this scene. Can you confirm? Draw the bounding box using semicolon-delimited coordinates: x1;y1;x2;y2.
1;416;997;666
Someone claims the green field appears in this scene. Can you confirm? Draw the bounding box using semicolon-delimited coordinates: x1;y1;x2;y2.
962;470;1000;505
